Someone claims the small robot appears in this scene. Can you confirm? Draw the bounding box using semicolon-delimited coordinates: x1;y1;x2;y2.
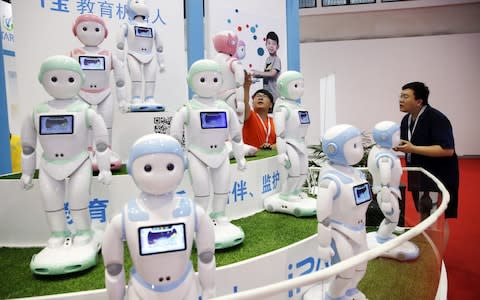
366;121;419;261
20;55;112;275
71;14;125;170
102;134;215;300
303;124;371;300
263;71;316;217
170;59;247;249
117;0;165;112
212;30;245;123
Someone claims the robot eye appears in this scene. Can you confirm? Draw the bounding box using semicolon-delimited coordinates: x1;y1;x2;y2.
200;77;205;83
82;26;87;32
294;84;298;88
51;76;58;83
68;77;75;83
95;27;100;32
213;77;218;83
167;163;174;171
144;164;152;172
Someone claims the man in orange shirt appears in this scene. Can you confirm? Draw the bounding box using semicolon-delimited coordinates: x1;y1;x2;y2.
242;72;276;150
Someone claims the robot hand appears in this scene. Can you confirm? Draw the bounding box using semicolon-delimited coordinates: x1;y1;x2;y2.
98;170;112;185
317;245;334;262
20;174;34;190
237;157;247;171
118;100;130;113
158;63;165;73
380;201;393;214
277;153;291;169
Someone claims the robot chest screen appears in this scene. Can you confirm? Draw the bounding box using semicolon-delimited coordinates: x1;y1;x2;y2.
134;26;153;38
298;111;310;125
39;115;74;135
137;223;187;256
79;56;106;71
200;111;228;129
352;183;372;206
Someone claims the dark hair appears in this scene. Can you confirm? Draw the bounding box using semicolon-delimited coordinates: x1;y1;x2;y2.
266;31;279;45
253;89;274;102
402;81;429;105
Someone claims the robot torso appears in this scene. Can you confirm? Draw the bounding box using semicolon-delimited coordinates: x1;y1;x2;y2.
367;145;402;198
319;164;372;244
33;100;90;180
124;193;196;297
183;98;232;168
126;22;155;63
275;99;310;154
71;48;112;105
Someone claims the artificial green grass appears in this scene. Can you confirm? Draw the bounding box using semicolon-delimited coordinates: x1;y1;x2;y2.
0;211;439;299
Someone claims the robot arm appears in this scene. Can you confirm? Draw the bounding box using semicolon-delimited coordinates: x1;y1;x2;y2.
116;23;128;63
316;178;336;261
102;214;126;300
378;156;393;212
154;28;165;72
274;108;290;168
87;109;112;184
20;114;37;190
231;61;244;88
111;54;127;113
195;205;216;299
169;107;187;144
228;109;247;170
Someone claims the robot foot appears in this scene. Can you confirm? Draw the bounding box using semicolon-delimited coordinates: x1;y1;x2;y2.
346;288;368;300
130;101;165;112
73;230;93;246
47;233;72;248
212;217;244;249
264;193;316;217
302;283;330;300
109;149;123;170
366;232;420;261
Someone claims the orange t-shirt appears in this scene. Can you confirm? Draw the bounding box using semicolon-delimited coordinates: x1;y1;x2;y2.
242;111;276;148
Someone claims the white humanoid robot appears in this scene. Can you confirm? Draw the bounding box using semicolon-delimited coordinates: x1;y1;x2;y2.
170;59;247;249
366;121;419;261
20;55;112;275
102;134;215;300
71;14;125;170
303;124;371;300
212;30;245;123
117;0;165;112
263;71;316;217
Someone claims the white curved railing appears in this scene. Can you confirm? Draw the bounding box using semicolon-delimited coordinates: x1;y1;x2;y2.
213;166;449;300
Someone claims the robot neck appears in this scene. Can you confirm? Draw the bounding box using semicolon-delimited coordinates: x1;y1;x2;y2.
83;45;101;52
139;192;175;209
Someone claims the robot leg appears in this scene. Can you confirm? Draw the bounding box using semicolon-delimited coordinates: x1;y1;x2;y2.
210;158;230;216
127;55;142;103
143;60;157;102
328;231;356;299
68;160;94;245
294;151;309;197
188;153;211;212
38;168;69;247
376;193;400;242
281;147;301;201
345;241;368;300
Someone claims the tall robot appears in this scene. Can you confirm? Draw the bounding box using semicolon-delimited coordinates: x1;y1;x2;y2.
212;30;245;123
102;134;215;300
366;121;419;261
20;55;112;275
304;124;371;300
71;14;125;170
170;59;247;249
263;71;316;217
117;0;165;112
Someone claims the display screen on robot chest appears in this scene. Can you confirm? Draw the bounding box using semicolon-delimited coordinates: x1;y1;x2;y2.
200;111;228;129
134;26;153;38
298;111;310;124
138;223;187;256
79;56;106;71
352;183;372;205
39;115;74;135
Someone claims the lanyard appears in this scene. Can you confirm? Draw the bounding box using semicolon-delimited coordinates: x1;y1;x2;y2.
256;112;271;144
407;106;426;141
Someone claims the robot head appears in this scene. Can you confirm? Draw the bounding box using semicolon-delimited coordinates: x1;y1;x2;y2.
38;55;85;99
212;30;238;56
372;121;400;149
277;71;304;100
127;0;149;20
186;59;223;98
127;134;187;195
234;40;246;60
72;14;108;47
322;124;364;166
